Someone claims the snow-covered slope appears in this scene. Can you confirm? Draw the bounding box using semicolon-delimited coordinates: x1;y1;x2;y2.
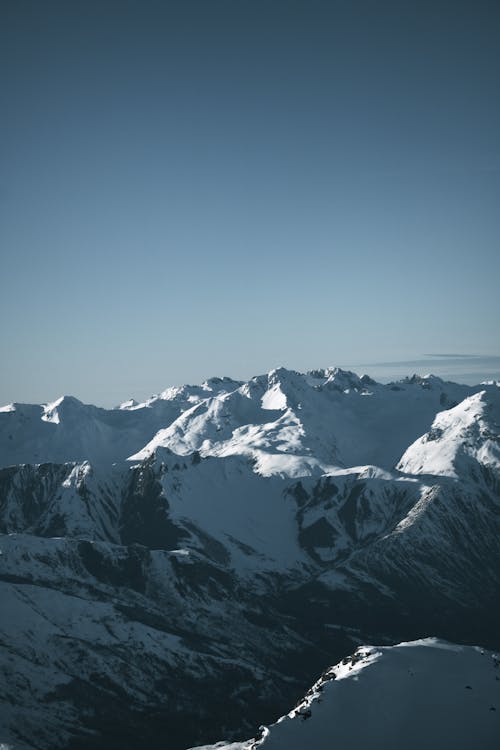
398;388;500;478
190;639;500;750
129;368;485;474
1;368;492;473
0;377;242;466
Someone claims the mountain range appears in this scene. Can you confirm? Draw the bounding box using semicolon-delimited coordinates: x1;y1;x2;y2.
1;367;499;749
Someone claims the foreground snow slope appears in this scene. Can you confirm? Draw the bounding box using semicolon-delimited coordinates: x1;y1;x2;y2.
191;639;500;750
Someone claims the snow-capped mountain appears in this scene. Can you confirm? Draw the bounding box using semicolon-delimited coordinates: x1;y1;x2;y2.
0;376;242;467
398;387;500;478
0;367;482;471
189;639;500;750
0;367;499;749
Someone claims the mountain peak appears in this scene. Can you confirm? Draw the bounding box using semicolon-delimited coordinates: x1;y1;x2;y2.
397;389;500;477
42;395;85;423
323;367;365;391
401;373;445;388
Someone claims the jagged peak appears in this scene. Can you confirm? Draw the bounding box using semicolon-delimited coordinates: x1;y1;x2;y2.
40;396;86;424
45;395;84;409
318;367;365;392
157;384;198;402
202;375;243;390
399;373;445;388
267;366;303;383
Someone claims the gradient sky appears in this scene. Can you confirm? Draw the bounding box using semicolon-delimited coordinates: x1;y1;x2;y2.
1;0;499;405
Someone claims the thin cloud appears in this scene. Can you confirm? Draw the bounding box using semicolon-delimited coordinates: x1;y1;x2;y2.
423;353;499;360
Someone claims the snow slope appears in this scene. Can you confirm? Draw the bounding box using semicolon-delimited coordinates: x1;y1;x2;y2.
0;377;242;467
1;367;494;473
130;368;487;473
191;639;500;750
398;388;500;478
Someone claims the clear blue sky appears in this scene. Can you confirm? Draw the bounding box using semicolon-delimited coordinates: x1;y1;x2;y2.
1;0;499;405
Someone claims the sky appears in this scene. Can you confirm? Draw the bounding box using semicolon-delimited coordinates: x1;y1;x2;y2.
1;0;499;406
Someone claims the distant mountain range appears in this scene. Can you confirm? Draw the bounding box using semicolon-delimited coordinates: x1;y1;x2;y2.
1;367;499;749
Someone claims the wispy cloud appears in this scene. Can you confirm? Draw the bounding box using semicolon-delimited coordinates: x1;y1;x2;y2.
348;354;500;385
423;353;490;359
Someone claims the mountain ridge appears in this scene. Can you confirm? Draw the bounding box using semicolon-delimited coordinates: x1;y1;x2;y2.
188;639;500;750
